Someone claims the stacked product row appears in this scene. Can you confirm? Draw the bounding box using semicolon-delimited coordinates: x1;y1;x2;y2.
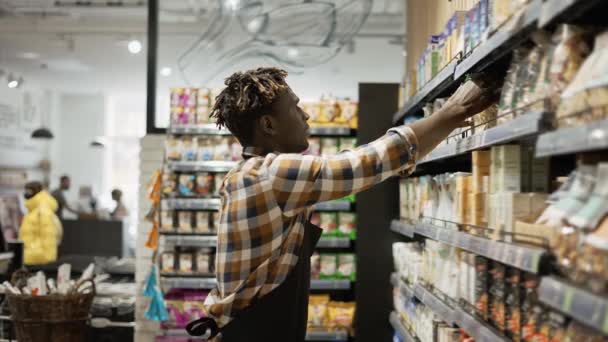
311;253;356;282
162;171;226;198
160;247;214;276
170;87;216;125
302;97;358;128
311;212;357;239
392;242;605;342
400;147;549;242
307;295;355;335
160;210;219;235
306;137;357;157
165;136;241;162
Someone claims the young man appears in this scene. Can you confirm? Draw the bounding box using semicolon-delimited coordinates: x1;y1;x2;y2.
188;68;495;341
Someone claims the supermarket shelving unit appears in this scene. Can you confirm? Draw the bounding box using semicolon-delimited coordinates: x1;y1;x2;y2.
388;0;608;339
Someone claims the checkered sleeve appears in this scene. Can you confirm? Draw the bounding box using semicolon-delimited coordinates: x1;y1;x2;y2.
269;125;419;215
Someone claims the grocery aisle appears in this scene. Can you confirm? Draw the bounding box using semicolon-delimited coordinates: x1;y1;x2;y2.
389;0;608;341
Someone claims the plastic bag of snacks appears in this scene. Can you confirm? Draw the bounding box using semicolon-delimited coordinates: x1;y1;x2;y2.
327;301;355;329
557;31;608;127
307;295;329;328
337;254;356;281
320;254;337;279
498;47;531;120
320;213;338;236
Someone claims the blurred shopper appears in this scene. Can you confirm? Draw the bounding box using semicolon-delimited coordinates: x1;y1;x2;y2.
20;181;63;265
110;189;128;220
51;175;79;218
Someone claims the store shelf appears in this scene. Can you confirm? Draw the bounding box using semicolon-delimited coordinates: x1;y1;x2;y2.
536;118;608;157
169;124;231;135
167;160;237;172
454;0;541;79
538;276;608;335
393;60;458;124
310;279;351;290
539;0;607;28
309;125;354;136
162;198;221;210
452;308;510;342
414;222;546;273
391;273;415;300
390;311;417;342
305;330;349;341
163;329;206;340
161;234;217;247
419;111;547;164
413;284;454;324
391;220;415;238
161;276;217;289
316;237;351;248
314;200;352;212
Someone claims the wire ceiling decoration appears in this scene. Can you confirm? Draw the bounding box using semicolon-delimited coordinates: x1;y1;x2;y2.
177;0;373;85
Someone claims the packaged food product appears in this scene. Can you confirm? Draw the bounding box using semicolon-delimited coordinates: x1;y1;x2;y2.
195;172;213;195
162;172;177;196
306;138;321;156
557;31;608;127
305;103;322;124
214;173;226;196
196;249;212;274
197;88;211;108
338;213;356;239
198;138;214;161
546;311;567;341
178;174;195;196
505;268;522;341
498;47;532;120
339;138;356;151
548;25;591;111
327;301;355;328
177;211;193;233
179;253;193;273
212;212;220;231
182;137;197;161
474;256;489;320
320;97;340;124
214;137;231;161
161;252;176;273
166;138;183;161
564;321;606;342
194;212;210;234
310;252;321;280
160;210;174;233
307;295;329;328
176;107;194;125
320;213;338;236
320;254;337;279
575;217;608;293
489;262;506;332
170;88;184;107
339;100;358;128
337;254;356;281
321;138;339;156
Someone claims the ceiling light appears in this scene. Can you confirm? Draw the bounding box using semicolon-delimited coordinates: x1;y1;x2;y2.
160;67;172;76
287;48;299;59
20;52;40;60
31;127;54;139
226;0;240;11
128;39;142;54
7;74;22;89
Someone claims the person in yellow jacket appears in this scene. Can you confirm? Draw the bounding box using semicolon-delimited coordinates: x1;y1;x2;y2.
20;181;63;265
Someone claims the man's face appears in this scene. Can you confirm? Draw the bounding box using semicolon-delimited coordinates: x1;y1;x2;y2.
269;87;310;153
61;178;71;190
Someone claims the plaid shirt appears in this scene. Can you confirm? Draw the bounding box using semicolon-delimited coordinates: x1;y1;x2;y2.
203;125;419;328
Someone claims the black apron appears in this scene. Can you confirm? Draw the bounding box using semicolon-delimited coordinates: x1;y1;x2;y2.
219;221;322;342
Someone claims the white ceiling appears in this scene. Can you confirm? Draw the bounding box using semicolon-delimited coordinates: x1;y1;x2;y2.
0;0;405;96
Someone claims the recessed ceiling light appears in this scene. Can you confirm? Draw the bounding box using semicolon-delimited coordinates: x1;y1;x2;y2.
160;67;172;76
128;39;142;54
7;74;22;89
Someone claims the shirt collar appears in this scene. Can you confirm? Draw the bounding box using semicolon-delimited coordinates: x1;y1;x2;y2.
241;146;275;159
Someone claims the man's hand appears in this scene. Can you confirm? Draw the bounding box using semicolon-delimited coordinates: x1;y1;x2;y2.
440;78;501;125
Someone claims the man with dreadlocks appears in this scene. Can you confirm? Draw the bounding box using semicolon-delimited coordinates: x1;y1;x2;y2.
186;67;496;341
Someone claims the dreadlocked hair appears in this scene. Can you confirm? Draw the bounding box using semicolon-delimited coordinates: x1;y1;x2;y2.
211;67;289;144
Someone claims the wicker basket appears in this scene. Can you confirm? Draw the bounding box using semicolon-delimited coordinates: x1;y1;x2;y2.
7;279;95;342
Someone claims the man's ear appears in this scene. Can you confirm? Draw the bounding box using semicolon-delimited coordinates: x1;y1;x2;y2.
259;114;277;136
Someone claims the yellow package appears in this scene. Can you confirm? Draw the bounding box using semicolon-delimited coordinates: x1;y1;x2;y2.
327;301;355;329
307;295;330;329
